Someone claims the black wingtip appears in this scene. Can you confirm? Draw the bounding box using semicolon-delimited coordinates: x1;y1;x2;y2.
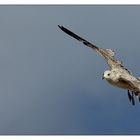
127;90;132;102
58;25;63;29
132;92;135;106
58;25;67;33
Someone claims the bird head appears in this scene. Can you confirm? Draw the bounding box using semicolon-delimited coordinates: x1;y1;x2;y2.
102;70;112;80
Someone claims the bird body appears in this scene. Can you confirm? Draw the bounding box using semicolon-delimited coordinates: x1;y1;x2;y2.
104;70;134;90
58;25;140;105
103;69;140;91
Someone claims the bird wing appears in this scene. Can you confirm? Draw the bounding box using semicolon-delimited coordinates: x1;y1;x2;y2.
118;75;140;91
58;25;131;74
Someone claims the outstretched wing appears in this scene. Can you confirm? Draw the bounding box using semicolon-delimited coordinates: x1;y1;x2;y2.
58;25;130;73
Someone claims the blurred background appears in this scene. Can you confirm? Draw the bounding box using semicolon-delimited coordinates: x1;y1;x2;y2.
0;6;140;134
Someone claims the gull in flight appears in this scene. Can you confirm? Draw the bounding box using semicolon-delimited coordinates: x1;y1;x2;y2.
58;25;140;106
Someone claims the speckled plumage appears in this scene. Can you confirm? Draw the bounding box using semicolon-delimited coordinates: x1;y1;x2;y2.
58;25;140;106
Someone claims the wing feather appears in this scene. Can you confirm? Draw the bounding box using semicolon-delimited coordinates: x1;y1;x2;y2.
58;25;130;73
119;75;140;91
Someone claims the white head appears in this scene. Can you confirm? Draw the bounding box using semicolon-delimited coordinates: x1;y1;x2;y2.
102;70;112;80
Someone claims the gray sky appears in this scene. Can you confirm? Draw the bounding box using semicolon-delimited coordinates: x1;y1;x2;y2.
0;6;140;135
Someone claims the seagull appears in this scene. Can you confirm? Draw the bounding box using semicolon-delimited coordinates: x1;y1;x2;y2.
58;25;140;106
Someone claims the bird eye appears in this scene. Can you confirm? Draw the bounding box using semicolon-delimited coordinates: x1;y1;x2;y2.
108;73;110;76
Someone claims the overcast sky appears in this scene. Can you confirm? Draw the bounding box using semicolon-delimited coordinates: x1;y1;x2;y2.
0;6;140;135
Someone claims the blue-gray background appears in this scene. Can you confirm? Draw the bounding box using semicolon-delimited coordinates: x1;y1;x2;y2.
0;6;140;135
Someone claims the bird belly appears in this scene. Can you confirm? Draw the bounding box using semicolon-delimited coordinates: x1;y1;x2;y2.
106;79;131;90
